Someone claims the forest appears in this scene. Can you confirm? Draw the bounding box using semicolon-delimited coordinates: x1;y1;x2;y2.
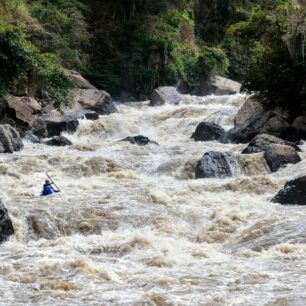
0;0;305;113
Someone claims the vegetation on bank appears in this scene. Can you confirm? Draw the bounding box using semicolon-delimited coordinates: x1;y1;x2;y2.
0;0;305;113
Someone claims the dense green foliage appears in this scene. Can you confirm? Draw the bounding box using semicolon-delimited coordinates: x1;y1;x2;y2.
0;25;72;107
85;0;229;96
228;1;306;114
0;0;305;112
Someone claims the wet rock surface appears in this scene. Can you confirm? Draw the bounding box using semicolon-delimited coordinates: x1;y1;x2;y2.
264;144;301;172
150;86;182;106
71;88;117;115
0;124;23;153
223;97;297;143
0;95;42;131
121;135;158;146
242;134;301;154
191;122;225;142
290;114;306;140
234;97;264;127
208;75;241;95
32;112;79;138
195;151;236;179
223;110;275;143
44;136;73;147
272;176;306;205
0;201;14;244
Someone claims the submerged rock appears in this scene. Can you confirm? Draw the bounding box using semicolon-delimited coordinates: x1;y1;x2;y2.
0;124;23;153
65;110;99;121
242;134;301;154
0;201;14;244
121;135;158;146
272;176;306;205
150;87;182;106
264;144;301;172
44;135;73;147
191;122;225;142
23;132;41;144
195;151;236;179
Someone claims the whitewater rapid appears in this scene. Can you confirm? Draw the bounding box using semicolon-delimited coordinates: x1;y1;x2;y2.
1;94;306;305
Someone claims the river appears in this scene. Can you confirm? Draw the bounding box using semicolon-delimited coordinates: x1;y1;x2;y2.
1;94;306;305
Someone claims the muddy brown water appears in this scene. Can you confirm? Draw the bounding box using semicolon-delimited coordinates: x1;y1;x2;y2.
1;94;306;305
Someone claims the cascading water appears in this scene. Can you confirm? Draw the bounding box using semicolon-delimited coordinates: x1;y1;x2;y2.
1;94;306;305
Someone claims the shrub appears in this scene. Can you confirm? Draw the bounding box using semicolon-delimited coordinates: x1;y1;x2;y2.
0;26;72;107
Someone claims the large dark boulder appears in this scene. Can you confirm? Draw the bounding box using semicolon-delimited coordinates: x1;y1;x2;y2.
121;135;158;146
264;144;301;172
32;110;99;138
290;114;306;140
150;87;182;106
0;201;14;244
32;112;79;138
195;151;236;179
71;89;117;115
242;134;301;154
272;176;306;205
222;111;275;143
224;111;292;144
223;96;292;144
0;124;23;153
44;116;79;137
191;122;225;142
44;135;73;147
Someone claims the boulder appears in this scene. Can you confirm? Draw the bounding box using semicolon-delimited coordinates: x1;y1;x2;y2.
67;70;96;89
23;132;41;144
234;97;265;127
291;114;306;140
208;75;241;95
272;176;306;205
264;144;301;172
195;151;236;179
0;201;14;244
261;115;290;137
0;124;23;153
44;135;73;147
242;134;301;154
150;87;182;106
32;111;79;138
222;111;275;143
121;135;158;146
71;89;117;115
191;122;225;142
0;95;42;130
224;96;292;143
65;110;99;121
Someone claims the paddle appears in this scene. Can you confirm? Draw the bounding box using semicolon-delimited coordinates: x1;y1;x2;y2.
46;172;61;192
